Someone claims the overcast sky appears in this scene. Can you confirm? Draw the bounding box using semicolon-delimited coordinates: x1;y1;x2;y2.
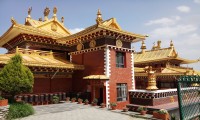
0;0;199;70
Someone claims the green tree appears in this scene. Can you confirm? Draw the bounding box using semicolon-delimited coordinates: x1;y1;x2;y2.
0;54;34;100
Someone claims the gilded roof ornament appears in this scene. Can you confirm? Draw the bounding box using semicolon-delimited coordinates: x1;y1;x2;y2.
157;40;161;49
44;7;50;16
170;40;174;48
96;9;103;24
53;7;57;18
11;17;17;25
61;17;64;24
44;7;50;21
140;40;146;53
152;42;156;50
27;7;32;18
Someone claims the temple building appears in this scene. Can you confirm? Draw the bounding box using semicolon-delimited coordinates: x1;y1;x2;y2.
134;40;200;90
0;7;146;108
0;7;199;108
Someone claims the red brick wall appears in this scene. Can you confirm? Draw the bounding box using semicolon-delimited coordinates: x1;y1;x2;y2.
72;50;105;92
33;77;72;93
109;50;133;109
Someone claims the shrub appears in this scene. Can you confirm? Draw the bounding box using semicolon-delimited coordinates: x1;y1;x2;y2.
0;54;34;101
84;99;89;103
110;102;117;107
137;106;147;112
157;109;168;114
52;96;59;104
71;97;76;101
92;98;98;104
0;96;5;100
7;102;34;119
78;98;83;102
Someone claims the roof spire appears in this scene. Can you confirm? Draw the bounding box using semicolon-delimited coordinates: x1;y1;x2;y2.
27;7;32;18
61;17;64;24
170;40;174;48
52;7;57;19
11;17;17;25
152;42;156;50
96;9;103;24
44;7;50;21
157;40;161;49
140;40;146;54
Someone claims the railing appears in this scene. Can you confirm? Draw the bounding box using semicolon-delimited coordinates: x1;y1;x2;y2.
177;75;200;120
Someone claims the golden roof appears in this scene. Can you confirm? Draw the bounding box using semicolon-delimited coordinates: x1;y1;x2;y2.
0;48;84;70
0;17;71;47
134;47;199;64
134;66;200;76
58;17;146;45
83;75;109;80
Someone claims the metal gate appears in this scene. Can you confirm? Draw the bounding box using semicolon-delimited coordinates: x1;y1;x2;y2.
177;75;200;120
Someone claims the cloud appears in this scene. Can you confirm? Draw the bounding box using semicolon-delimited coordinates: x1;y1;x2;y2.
145;16;180;26
69;28;84;34
150;24;197;38
194;0;200;4
177;6;190;13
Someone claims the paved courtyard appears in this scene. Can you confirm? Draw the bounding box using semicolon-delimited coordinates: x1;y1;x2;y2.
20;102;148;120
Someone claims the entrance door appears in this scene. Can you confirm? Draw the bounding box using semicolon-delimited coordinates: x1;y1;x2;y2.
98;88;103;105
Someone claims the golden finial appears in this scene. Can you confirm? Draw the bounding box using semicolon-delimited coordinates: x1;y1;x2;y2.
53;7;57;18
27;7;32;18
170;40;174;48
140;40;146;53
157;40;161;49
61;17;64;24
11;17;17;25
44;7;50;21
152;42;156;50
96;9;103;24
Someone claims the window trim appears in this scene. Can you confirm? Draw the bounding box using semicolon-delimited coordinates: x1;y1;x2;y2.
116;83;128;102
116;52;126;68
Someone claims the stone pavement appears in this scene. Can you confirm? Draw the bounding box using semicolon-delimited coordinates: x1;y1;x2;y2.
20;102;149;120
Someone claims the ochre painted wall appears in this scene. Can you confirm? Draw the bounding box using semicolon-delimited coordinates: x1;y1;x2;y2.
109;49;133;109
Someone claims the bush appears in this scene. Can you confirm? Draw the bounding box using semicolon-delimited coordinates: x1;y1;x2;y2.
110;102;117;107
0;96;5;100
137;106;147;112
52;96;59;104
7;102;34;119
157;109;168;114
92;98;98;104
0;54;34;101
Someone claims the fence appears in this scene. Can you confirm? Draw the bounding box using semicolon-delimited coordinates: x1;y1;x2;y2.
177;75;200;120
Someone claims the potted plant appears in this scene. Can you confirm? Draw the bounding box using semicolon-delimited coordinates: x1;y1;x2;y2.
66;97;70;102
71;97;76;102
0;96;8;106
52;96;59;104
153;109;170;120
137;106;147;115
122;107;128;112
110;102;117;110
84;99;89;105
100;103;106;108
92;98;98;106
78;98;83;104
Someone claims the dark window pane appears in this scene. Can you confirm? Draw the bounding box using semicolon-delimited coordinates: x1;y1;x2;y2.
116;83;127;101
116;52;125;68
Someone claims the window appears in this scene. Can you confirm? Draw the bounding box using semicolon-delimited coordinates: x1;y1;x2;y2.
117;83;127;101
116;52;125;68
